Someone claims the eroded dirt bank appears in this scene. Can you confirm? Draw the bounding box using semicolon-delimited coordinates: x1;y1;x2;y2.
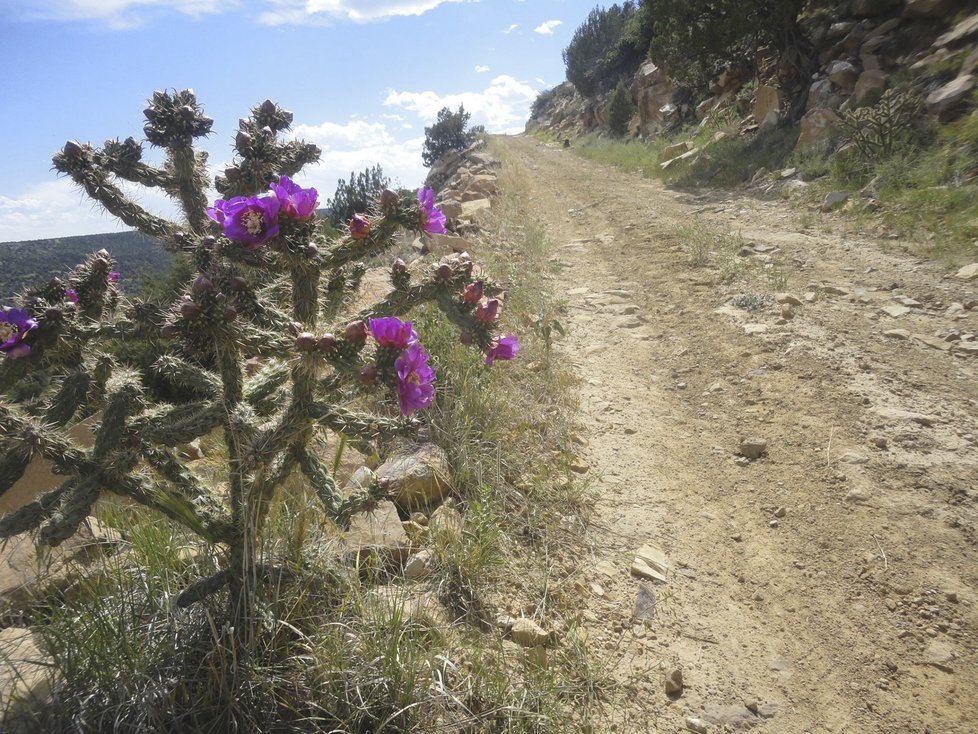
496;135;978;733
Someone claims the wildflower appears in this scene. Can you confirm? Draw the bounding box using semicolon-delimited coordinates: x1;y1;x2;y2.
462;281;483;304
417;187;447;234
270;175;317;221
0;307;37;359
348;213;371;240
207;194;280;249
395;342;435;415
65;288;78;303
485;334;518;365
369;316;418;350
108;271;121;283
475;298;500;324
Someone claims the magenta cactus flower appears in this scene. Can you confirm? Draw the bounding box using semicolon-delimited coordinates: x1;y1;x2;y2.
475;297;500;324
207;194;281;249
485;334;518;365
0;307;38;359
417;187;447;234
270;175;318;221
395;342;435;415
108;271;121;284
65;288;78;303
348;213;371;241
369;316;418;350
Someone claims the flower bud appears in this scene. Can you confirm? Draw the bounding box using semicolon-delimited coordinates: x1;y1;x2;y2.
359;364;379;385
392;257;407;274
235;131;252;150
173;231;189;245
317;333;337;352
343;321;368;343
436;263;453;280
224;166;240;182
223;306;238;322
202;235;217;249
348;213;371;241
287;321;302;336
459;331;474;346
180;301;201;320
229;276;247;291
192;275;214;295
295;332;317;352
260;100;276;116
179;105;195;119
63;140;84;158
304;243;319;258
380;189;399;210
161;324;178;339
475;298;500;324
462;281;483;303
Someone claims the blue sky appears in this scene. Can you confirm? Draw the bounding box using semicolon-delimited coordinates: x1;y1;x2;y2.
0;0;592;242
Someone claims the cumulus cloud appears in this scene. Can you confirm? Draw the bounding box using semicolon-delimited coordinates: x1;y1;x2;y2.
383;74;539;134
7;0;233;28
258;0;472;26
475;65;490;73
502;23;518;33
533;19;561;35
285;119;428;201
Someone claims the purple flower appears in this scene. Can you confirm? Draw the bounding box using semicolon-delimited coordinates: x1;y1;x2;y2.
0;307;38;359
270;175;318;221
369;316;418;350
65;288;78;303
485;334;519;365
207;194;280;249
108;271;121;284
475;298;500;324
417;187;447;235
395;342;436;415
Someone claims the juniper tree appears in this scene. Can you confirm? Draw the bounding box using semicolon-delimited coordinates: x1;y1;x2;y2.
0;90;518;649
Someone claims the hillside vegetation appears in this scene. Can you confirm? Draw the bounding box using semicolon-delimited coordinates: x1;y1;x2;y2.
530;0;978;262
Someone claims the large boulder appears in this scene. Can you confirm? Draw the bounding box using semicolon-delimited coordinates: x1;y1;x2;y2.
853;69;888;104
796;108;841;150
926;74;976;117
376;443;451;509
632;61;678;135
827;60;860;88
754;85;782;129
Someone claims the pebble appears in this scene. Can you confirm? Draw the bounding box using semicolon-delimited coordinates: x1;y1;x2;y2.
665;667;684;695
738;437;768;460
773;506;787;518
685;717;709;734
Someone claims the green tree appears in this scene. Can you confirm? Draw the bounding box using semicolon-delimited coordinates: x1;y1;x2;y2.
563;2;648;98
322;164;390;226
606;80;636;137
647;0;809;95
421;105;476;167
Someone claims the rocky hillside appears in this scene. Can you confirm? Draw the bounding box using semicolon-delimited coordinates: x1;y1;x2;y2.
529;1;978;153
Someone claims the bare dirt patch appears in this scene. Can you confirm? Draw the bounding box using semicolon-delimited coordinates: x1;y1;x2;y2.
496;135;978;733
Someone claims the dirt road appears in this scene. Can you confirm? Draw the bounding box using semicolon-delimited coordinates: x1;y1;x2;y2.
495;135;978;733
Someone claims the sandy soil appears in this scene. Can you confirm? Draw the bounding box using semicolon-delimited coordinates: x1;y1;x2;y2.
496;135;978;733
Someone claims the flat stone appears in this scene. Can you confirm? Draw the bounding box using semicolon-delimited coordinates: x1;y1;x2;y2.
846;488;871;503
840;452;869;465
633;583;657;621
429;501;463;542
892;295;923;308
631;543;669;583
912;334;952;352
954;263;978;280
510;618;550;647
744;323;768;335
884;329;911;339
881;305;911;318
375;443;451;509
821;191;850;212
926;74;976;115
685;717;709;734
874;407;938;426
703;703;757;727
403;548;435;580
822;285;850;296
924;640;956;671
775;292;803;306
346;501;412;563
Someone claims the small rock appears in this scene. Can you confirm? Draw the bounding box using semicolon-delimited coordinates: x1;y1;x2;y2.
630;543;669;583
346;501;412;563
403;549;435;580
429;501;463;542
954;263;978;281
665;667;684;695
375;443;451;509
738;437;768;460
510;618;550;647
686;717;709;734
773;506;787;518
871;436;889;449
734;456;751;467
569;457;590;474
845;488;870;503
881;305;911;318
633;583;657;621
775;293;803;306
781;304;795;320
840;452;869;465
821;191;850;212
883;329;910;339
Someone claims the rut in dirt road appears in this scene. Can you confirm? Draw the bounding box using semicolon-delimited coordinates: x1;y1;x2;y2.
495;135;978;733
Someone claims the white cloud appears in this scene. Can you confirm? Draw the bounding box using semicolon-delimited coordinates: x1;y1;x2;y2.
475;65;490;73
533;19;561;35
258;0;473;26
8;0;234;28
503;23;518;33
0;179;147;242
383;74;540;134
285;119;428;201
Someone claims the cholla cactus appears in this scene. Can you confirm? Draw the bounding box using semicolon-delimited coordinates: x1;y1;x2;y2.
840;88;922;161
0;90;517;637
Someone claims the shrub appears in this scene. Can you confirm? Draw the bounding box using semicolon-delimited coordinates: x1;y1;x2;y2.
606;80;636;137
563;2;644;98
421;105;476;167
322;164;390;227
